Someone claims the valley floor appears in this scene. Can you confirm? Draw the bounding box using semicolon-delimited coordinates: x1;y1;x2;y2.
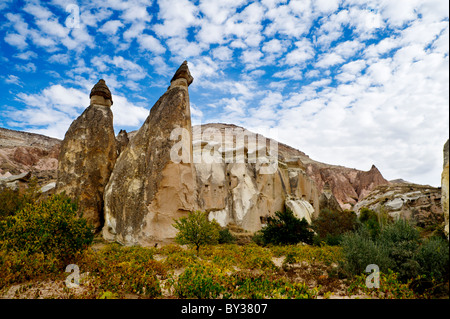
2;238;444;299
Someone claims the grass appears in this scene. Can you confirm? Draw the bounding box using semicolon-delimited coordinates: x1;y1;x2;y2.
1;239;438;299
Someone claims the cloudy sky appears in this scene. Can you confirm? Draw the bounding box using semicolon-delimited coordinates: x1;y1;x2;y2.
0;0;448;186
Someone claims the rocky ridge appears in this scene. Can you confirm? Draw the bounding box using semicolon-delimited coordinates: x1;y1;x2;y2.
1;61;445;244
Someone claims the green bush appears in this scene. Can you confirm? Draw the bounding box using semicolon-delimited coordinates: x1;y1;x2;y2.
173;211;220;255
358;207;381;239
378;219;421;282
341;219;449;287
0;178;40;220
0;193;94;263
416;236;449;283
312;208;357;245
348;269;420;299
80;244;164;298
174;262;228;298
218;227;236;244
0;250;60;290
260;208;314;245
340;226;393;276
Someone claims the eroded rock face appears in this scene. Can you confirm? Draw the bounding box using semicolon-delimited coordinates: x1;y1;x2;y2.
0;127;60;184
442;139;449;238
354;183;443;228
193;123;320;233
56;79;117;230
103;61;197;245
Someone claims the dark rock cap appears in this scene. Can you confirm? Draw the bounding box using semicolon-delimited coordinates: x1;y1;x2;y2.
90;79;113;105
170;60;194;86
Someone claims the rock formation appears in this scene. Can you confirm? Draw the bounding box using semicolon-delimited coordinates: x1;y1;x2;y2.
318;182;343;213
442;139;449;238
103;61;197;245
354;183;443;229
56;79;117;230
0;127;60;184
193;123;319;232
2;64;435;245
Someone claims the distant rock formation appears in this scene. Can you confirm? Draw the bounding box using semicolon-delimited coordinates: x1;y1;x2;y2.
56;79;117;230
354;183;443;229
0;127;60;184
442;139;449;238
319;182;343;213
306;163;389;210
103;61;197;245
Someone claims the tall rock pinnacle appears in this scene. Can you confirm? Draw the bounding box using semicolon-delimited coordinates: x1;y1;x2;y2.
170;60;194;87
56;79;117;230
103;61;197;245
90;79;113;106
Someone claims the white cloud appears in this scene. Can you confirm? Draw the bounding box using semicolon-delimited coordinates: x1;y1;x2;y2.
13;50;37;60
212;46;233;61
240;49;263;69
15;62;37;73
99;20;124;35
284;39;315;65
153;0;200;38
48;53;71;64
137;34;166;54
273;67;303;80
315;52;345;68
4;75;22;86
4;33;28;50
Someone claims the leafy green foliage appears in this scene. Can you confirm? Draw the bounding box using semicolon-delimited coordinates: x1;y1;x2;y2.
312;208;357;245
0;193;94;263
174;262;228;298
348;269;420;299
0;250;60;291
218;227;236;244
173;211;220;254
259;208;314;245
416;236;449;284
0;178;40;220
79;244;164;298
340;218;449;289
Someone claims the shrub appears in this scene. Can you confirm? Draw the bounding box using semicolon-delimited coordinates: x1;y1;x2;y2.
0;250;60;290
0;193;94;263
230;271;318;299
218;227;236;244
341;219;449;288
0;178;40;220
312;208;357;245
378;219;421;281
348;269;420;299
260;208;314;245
174;262;228;298
173;211;220;255
358;207;381;239
79;244;164;298
416;236;449;283
340;225;393;277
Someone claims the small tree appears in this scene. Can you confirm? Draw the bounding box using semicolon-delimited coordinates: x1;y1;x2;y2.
173;211;220;255
260;208;314;245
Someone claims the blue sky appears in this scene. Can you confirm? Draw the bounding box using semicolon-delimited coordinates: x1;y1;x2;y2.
0;0;448;187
